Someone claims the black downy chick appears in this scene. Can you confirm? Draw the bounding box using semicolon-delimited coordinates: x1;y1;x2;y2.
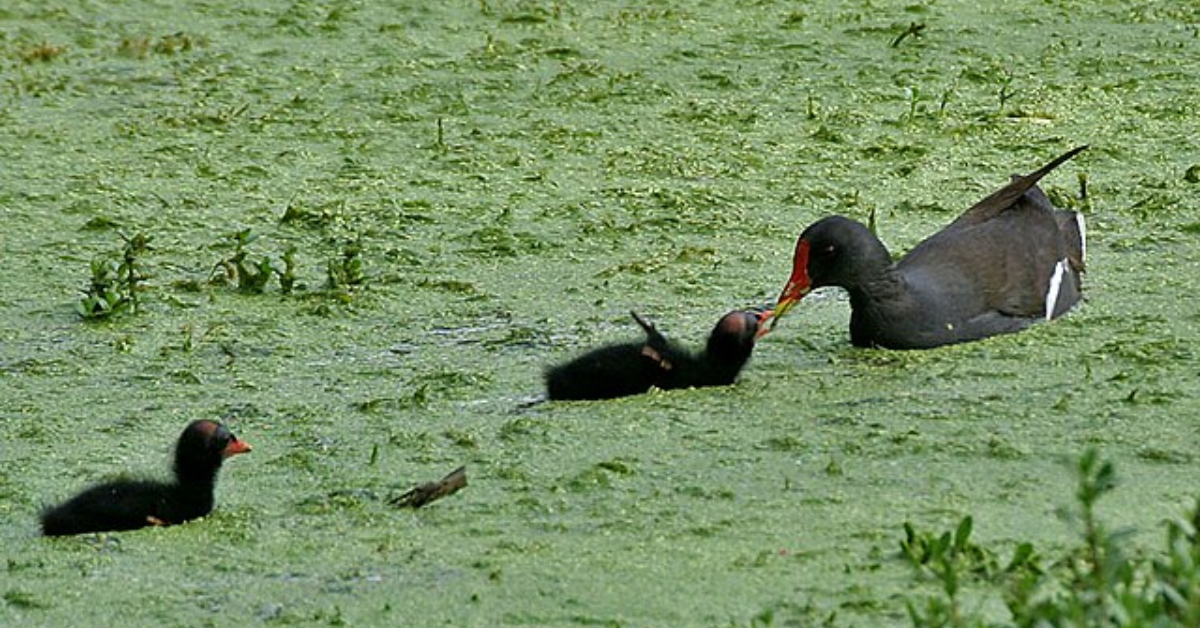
545;308;770;401
40;420;252;536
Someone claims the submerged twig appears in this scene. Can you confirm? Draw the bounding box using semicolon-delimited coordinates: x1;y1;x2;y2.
390;466;468;509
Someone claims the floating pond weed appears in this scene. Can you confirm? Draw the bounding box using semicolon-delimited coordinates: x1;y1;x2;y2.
7;1;1200;625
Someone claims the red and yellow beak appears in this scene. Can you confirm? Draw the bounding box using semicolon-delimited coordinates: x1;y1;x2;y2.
752;307;775;339
769;238;812;330
222;437;253;458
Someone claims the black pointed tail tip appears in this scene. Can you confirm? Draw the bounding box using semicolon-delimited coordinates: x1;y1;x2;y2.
1032;145;1089;178
630;311;661;337
1060;144;1089;163
1065;144;1088;156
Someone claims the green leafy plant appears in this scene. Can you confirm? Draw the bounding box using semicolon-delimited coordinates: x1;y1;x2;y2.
77;232;152;320
279;245;298;295
902;515;1034;628
1153;501;1200;625
906;450;1200;628
997;71;1016;113
210;229;297;294
1005;450;1168;628
326;238;365;292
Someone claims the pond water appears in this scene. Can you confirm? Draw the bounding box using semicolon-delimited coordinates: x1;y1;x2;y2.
2;1;1198;626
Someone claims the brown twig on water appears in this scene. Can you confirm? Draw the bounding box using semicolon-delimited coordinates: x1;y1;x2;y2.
390;466;468;508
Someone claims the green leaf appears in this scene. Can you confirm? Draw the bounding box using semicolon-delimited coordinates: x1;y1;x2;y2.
954;516;973;552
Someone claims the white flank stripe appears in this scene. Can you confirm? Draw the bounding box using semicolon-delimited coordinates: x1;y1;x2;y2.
1075;213;1087;262
1045;258;1068;320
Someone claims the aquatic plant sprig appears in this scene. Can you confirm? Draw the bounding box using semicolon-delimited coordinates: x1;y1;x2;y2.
901;515;1022;628
77;232;152;320
279;245;298;295
997;71;1017;113
210;228;289;294
326;237;366;293
20;42;67;64
905;450;1200;628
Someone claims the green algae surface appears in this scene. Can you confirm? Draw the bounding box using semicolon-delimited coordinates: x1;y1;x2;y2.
2;1;1199;626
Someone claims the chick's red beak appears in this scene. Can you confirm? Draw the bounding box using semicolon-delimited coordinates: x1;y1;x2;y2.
771;238;812;329
222;437;252;458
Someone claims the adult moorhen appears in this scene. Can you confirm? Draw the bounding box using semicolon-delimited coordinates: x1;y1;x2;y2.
769;145;1088;349
41;419;252;536
546;308;771;400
